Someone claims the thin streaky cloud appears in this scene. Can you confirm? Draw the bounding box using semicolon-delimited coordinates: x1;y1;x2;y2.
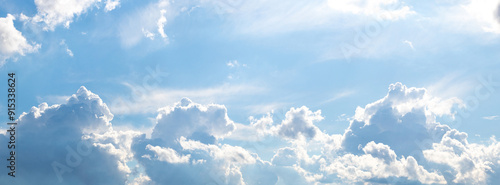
483;115;500;120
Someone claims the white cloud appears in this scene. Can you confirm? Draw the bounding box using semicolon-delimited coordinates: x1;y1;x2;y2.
462;0;500;34
30;0;121;30
130;99;257;184
180;137;257;165
425;72;478;99
483;115;500;120
343;82;462;156
219;0;414;35
242;102;288;115
327;0;415;20
119;0;174;47
145;144;190;163
362;141;397;164
322;90;356;104
60;40;74;57
323;142;447;184
228;113;275;141
2;82;500;184
151;97;235;145
0;86;139;184
157;9;168;40
403;40;414;50
66;48;74;57
227;60;240;68
32;0;100;30
276;106;324;140
109;83;265;115
141;28;155;40
105;0;120;12
0;14;40;64
271;147;301;166
431;0;500;35
423;130;500;184
334;82;500;184
336;113;351;122
127;174;151;185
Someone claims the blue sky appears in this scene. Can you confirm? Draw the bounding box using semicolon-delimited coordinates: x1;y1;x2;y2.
1;0;500;184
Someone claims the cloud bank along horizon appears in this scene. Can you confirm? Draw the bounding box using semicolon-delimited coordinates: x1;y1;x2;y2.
0;82;499;185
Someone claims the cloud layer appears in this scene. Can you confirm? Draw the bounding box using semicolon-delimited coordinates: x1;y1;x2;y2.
1;83;499;184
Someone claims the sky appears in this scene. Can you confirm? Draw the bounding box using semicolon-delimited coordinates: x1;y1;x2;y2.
0;0;500;184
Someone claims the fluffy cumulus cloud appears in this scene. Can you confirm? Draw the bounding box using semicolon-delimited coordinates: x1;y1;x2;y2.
152;97;235;145
0;14;40;64
423;130;500;184
105;0;121;12
342;82;461;156
276;106;323;140
332;82;500;184
131;98;257;184
32;0;120;30
131;82;500;184
0;86;140;184
323;141;446;184
1;83;500;184
33;0;100;30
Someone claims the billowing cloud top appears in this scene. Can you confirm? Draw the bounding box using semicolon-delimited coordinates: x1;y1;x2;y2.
152;97;235;145
1;83;499;185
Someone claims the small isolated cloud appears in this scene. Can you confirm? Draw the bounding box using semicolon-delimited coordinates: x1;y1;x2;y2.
0;14;40;64
336;113;351;122
226;60;246;79
105;0;120;12
227;60;240;68
119;0;173;47
403;40;414;50
157;9;168;40
483;115;500;120
60;40;74;57
142;28;155;40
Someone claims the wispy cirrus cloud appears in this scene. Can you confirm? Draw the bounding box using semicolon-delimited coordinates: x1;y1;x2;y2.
483;115;500;120
109;83;266;115
321;90;356;105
